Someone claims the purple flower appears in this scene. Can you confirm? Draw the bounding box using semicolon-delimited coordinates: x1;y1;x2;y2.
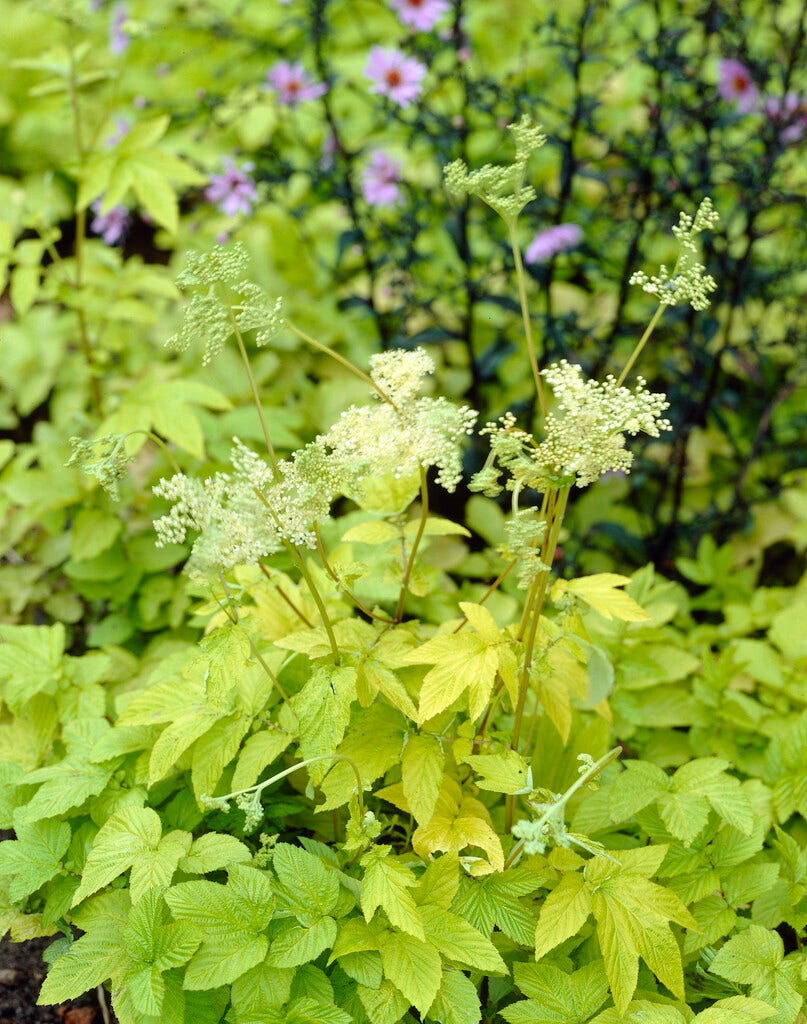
90;199;131;246
365;47;427;108
361;151;403;207
525;224;583;264
764;92;806;144
109;2;130;56
717;58;758;114
105;117;131;148
389;0;449;32
265;61;327;106
204;159;258;217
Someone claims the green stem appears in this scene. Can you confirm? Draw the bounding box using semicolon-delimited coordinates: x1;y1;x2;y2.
257;562;314;628
289;545;341;664
314;525;393;624
287;321;396;407
508;221;546;420
394;468;429;622
615;302;665;387
225;297;280;474
122;430;182;475
216;573;290;703
213;754;366;820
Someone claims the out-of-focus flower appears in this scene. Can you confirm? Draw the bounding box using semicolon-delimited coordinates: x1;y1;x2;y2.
389;0;449;32
90;199;131;246
361;151;403;207
525;224;582;264
204;159;258;218
109;2;129;55
105;117;130;147
764;92;806;144
265;61;327;105
717;58;758;114
365;46;426;108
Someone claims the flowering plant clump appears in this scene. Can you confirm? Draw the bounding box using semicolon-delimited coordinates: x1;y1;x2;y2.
2;5;807;1024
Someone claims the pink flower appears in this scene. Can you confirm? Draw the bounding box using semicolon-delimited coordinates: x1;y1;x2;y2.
389;0;449;32
717;58;758;114
109;2;129;56
525;224;582;264
361;151;403;207
764;93;806;144
90;199;131;246
365;47;426;108
204;159;258;218
265;61;327;106
105;117;130;147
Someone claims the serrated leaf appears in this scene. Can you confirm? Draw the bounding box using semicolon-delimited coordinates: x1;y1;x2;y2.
402;734;444;824
273;843;339;924
72;805;161;905
533;871;591;959
408;631;499;723
342;521;400;544
413;854;460;910
286;996;354;1024
38;930;126;1005
464;749;530;794
419;904;507;973
0;819;70;901
694;997;778;1024
358;978;410;1024
179;833;252;874
361;849;424;939
565;574;652;622
183;934;268;989
504;961;609;1024
709;926;783;984
426;968;481;1024
129;830;192;902
268;916;337;967
291;665;356;784
380;930;442;1016
412;778;504;872
231;729;292;791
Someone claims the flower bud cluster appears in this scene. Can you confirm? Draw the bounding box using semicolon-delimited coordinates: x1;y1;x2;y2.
630;198;719;311
67;434;134;502
444;115;546;223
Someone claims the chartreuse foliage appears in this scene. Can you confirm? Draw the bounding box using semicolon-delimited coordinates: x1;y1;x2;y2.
1;41;806;1024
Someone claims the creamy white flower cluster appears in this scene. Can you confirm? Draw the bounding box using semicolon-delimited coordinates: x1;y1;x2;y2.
470;362;671;496
537;361;672;487
153;349;477;578
630;198;719;311
444;115;546;223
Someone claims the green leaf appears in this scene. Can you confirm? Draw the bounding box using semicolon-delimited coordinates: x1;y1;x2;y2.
358;978;410;1024
361;848;424;939
608;761;669;822
291;666;356;784
402;734;444;824
272;843;339;924
419;904;507;973
426;969;481;1024
231;961;294;1015
694;997;778;1024
268;916;337;967
672;758;753;835
183;934;268;989
17;757;113;825
503;962;609;1024
464;749;530;794
710;926;783;985
231;729;293;791
38;929;126;1004
564;574;651;622
179;833;253;874
0;819;70;901
0;623;65;710
129;830;192;902
380;930;442;1016
533;871;591;959
72;805;161;905
405;630;499;724
413;854;460;910
286;996;354;1024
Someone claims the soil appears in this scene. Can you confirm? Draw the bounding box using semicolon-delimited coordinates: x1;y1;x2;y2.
0;937;114;1024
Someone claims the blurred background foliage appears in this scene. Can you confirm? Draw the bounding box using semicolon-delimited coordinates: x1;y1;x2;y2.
0;0;805;643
